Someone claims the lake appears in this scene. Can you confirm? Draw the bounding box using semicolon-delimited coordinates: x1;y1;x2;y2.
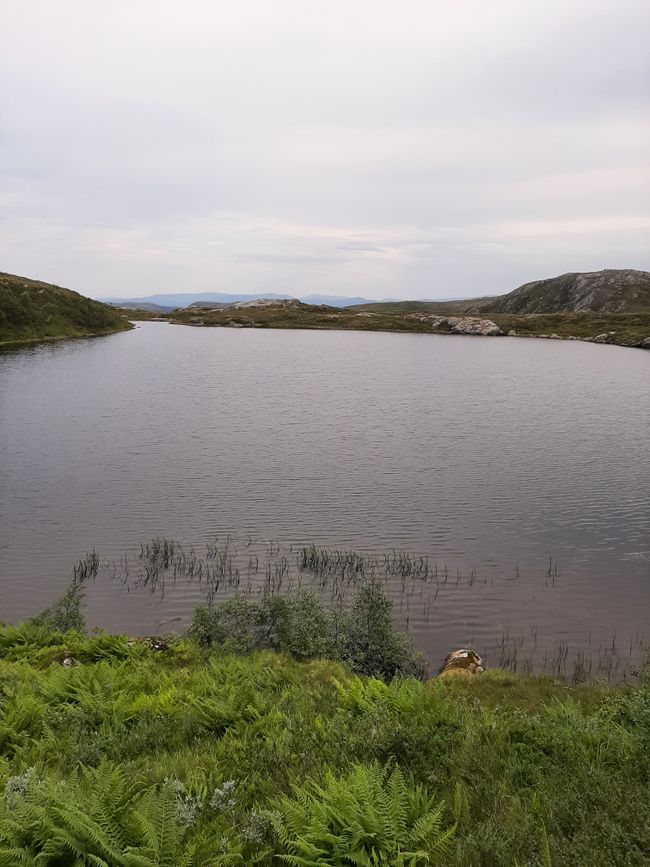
1;322;648;675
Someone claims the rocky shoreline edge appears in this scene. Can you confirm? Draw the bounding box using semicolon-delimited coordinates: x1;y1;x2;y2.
407;313;650;348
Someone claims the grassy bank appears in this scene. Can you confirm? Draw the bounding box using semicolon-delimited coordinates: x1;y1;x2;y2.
169;302;650;348
489;311;650;346
0;272;133;348
0;616;647;865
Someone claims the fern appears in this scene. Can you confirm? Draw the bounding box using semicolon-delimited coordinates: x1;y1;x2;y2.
272;762;454;866
0;763;197;866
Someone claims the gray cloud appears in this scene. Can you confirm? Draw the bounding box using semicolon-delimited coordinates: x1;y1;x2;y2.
1;0;649;299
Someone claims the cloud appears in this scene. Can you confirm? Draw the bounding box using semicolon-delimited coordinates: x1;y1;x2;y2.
1;0;648;299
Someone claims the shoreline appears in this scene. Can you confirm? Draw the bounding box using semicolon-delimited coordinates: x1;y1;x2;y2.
0;322;134;351
161;315;650;350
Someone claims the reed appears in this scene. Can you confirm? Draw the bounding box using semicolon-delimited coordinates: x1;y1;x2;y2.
41;535;649;686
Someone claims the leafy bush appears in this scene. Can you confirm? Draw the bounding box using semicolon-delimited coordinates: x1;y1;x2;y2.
29;579;86;634
189;597;261;654
29;552;100;634
342;582;426;680
189;584;424;681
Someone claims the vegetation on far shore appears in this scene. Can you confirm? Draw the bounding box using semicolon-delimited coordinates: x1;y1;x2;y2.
0;272;133;348
167;302;650;348
0;548;648;865
2;268;649;349
155;268;650;348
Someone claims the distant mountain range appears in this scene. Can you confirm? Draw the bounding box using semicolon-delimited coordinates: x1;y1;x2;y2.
103;291;386;311
103;271;650;315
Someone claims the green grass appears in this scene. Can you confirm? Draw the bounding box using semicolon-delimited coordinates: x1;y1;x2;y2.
489;311;650;346
0;272;133;347
349;299;492;315
0;619;648;865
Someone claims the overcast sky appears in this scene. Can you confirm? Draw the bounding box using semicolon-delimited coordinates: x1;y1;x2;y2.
1;1;649;300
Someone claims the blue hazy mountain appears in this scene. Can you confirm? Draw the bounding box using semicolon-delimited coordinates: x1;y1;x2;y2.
102;291;383;310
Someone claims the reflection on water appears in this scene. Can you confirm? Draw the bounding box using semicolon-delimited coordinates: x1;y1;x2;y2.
1;322;649;670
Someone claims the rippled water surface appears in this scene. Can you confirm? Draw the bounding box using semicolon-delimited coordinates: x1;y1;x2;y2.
1;323;648;671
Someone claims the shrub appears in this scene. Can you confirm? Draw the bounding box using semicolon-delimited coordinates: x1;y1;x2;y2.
189;584;426;681
189;597;260;653
343;582;426;680
29;579;86;633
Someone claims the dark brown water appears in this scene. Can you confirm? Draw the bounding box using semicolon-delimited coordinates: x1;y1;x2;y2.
1;322;648;672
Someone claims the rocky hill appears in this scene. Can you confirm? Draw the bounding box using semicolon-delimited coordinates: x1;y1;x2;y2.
480;269;650;315
0;272;133;346
352;270;650;317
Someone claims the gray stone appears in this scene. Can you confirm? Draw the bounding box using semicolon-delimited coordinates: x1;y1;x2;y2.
429;316;503;336
439;648;485;677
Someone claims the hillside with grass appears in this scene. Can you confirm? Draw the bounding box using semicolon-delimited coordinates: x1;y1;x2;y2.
0;551;648;865
0;272;133;347
480;269;650;315
350;297;494;315
353;269;650;318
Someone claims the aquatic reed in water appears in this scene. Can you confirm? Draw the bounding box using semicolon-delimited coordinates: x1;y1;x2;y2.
33;535;649;685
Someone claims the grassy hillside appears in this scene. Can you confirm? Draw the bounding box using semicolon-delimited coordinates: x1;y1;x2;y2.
0;272;133;347
353;270;650;319
489;311;650;345
350;298;493;315
481;269;650;315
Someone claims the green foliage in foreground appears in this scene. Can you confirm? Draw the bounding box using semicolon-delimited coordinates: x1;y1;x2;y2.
0;624;648;865
0;272;132;346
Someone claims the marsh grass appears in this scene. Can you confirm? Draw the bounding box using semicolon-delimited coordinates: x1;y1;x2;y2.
489;627;649;685
36;535;648;687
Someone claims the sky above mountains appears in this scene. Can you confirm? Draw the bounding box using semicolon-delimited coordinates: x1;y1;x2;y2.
2;0;649;301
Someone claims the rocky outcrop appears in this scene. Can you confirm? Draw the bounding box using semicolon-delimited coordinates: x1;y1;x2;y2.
450;317;503;336
427;316;503;336
230;298;304;310
480;269;650;315
439;649;485;678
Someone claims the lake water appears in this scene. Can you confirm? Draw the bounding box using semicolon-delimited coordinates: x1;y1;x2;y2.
1;322;648;675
